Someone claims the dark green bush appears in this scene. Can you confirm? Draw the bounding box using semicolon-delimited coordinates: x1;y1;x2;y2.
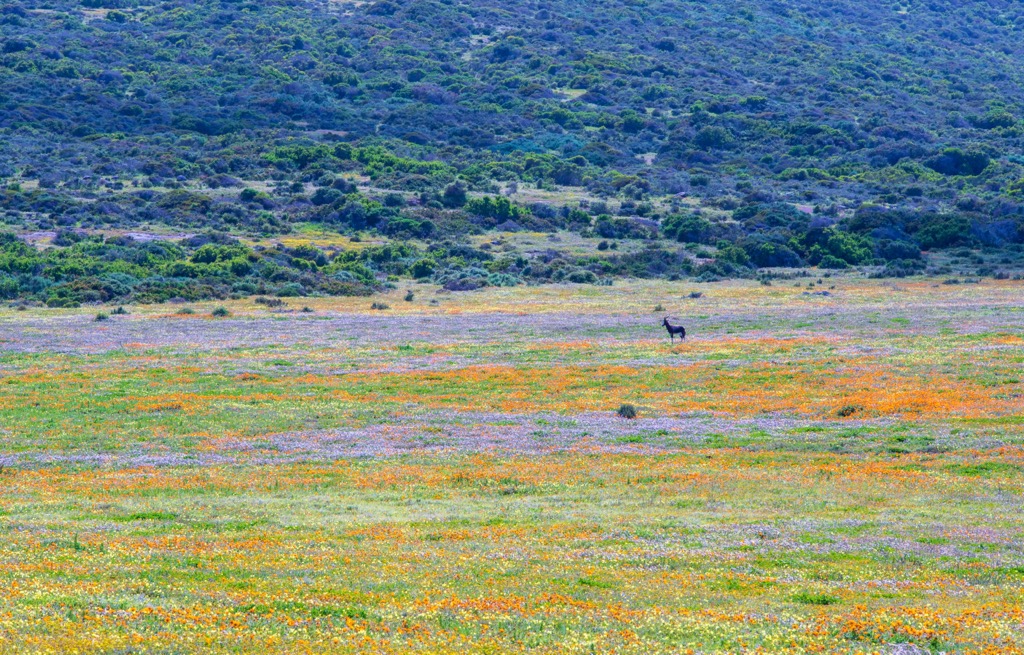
915;215;975;250
662;214;713;244
924;148;991;177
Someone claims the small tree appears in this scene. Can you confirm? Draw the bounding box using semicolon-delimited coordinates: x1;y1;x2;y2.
411;258;436;279
693;126;734;150
442;182;467;208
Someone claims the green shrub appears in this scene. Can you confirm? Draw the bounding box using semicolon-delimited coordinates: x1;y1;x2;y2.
442;182;467;208
924;148;990;176
410;259;436;279
818;254;849;269
805;228;872;266
662;213;713;243
716;244;751;267
915;215;974;250
693;126;734;150
617;404;638;419
465;196;528;222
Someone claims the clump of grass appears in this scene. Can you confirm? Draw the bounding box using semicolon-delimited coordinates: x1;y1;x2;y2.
791;591;839;606
301;306;314;313
617;403;638;419
404;290;415;302
617;435;646;444
371;302;390;310
111;306;129;315
653;303;665;312
176;307;195;315
95;312;109;321
688;292;703;299
945;461;1020;477
211;306;230;317
110;511;177;522
577;577;614;589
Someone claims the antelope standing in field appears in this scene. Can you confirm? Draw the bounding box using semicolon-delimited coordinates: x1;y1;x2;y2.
663;317;686;342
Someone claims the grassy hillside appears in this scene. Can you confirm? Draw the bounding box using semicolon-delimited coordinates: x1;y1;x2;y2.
1;0;1023;304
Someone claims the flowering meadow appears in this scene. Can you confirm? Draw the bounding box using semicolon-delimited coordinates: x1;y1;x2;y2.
0;278;1022;654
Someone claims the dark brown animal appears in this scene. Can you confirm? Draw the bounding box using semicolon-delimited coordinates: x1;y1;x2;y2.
663;317;686;342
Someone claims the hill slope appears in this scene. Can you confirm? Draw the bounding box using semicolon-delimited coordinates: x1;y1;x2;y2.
0;0;1022;304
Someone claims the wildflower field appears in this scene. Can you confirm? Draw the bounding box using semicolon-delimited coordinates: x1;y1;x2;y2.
0;278;1023;654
